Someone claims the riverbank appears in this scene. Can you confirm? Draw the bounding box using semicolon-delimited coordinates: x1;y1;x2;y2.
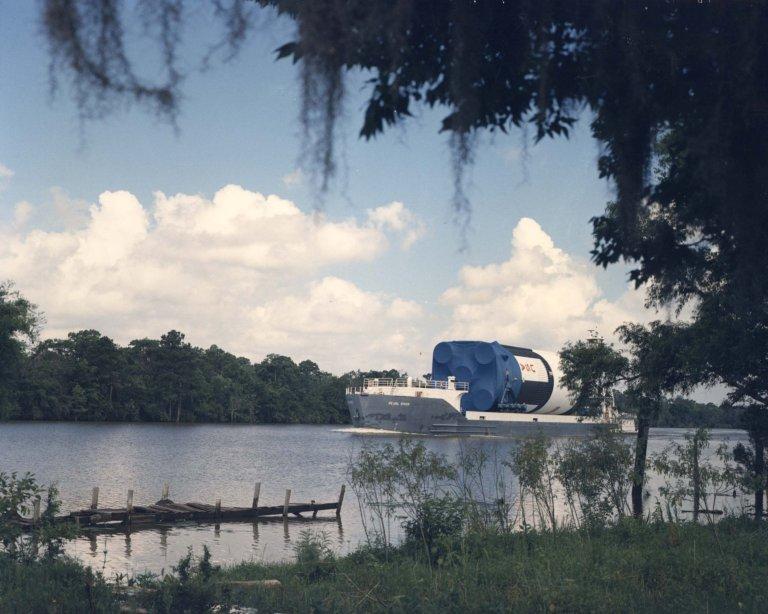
218;519;768;613
3;519;767;612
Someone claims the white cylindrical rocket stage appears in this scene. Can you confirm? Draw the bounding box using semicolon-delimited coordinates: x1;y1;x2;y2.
431;341;574;414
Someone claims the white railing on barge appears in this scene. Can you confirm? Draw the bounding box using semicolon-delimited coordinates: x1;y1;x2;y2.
346;377;468;395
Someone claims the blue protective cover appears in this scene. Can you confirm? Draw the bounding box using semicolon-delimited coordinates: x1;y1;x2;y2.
432;341;522;411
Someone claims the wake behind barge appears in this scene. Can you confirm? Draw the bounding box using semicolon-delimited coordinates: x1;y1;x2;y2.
346;341;635;437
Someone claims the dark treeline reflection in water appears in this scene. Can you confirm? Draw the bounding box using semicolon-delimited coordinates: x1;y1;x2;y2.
0;423;749;576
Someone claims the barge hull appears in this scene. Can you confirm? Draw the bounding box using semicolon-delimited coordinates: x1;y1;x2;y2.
346;393;625;438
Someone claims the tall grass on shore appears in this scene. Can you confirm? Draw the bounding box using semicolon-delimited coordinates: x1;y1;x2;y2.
220;517;768;613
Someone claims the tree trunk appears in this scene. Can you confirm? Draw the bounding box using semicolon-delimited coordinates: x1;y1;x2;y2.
692;433;701;522
755;438;765;522
632;413;652;518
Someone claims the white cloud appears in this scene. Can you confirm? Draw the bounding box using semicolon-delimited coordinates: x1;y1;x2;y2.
387;298;424;320
440;217;648;350
367;201;426;249
281;168;304;187
249;277;429;373
150;185;391;269
0;163;14;191
1;183;656;375
13;202;33;228
0;185;426;372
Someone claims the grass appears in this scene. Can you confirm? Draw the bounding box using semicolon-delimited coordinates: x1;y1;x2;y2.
0;554;116;613
215;519;768;613
2;519;768;612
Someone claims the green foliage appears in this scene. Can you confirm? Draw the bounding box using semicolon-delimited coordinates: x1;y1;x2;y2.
508;427;676;531
7;327;348;424
349;438;458;549
0;473;99;611
730;407;768;519
140;546;226;613
559;332;628;416
556;427;634;529
218;519;768;613
561;323;702;518
0;472;74;562
510;435;560;531
293;530;336;583
401;495;464;565
652;428;737;523
619;394;746;429
0;555;116;613
343;369;404;388
0;471;39;557
5;517;768;613
0;282;39;419
294;529;334;566
454;445;514;531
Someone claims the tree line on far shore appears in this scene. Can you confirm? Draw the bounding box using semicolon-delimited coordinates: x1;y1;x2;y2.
1;285;361;424
3;326;351;424
0;283;738;427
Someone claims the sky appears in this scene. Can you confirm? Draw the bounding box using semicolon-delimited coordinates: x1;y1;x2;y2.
0;3;680;389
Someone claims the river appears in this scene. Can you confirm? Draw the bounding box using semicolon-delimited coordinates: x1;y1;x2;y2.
0;422;749;576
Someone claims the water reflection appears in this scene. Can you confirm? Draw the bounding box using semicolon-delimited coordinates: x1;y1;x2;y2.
69;516;347;577
0;422;750;576
88;533;98;557
158;526;169;557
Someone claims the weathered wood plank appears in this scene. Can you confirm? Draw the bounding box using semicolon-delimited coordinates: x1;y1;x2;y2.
18;488;342;533
252;482;261;509
337;484;345;518
283;489;291;518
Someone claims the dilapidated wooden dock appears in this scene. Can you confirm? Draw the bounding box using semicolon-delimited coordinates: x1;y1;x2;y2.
17;482;345;532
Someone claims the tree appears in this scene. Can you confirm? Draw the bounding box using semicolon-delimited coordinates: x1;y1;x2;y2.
560;324;692;518
39;2;768;221
559;332;629;417
0;281;351;425
0;283;40;418
154;331;202;422
250;4;768;515
677;294;768;520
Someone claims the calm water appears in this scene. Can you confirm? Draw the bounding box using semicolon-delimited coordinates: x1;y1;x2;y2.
0;422;749;576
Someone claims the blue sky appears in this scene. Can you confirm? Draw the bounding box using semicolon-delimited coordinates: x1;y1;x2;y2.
0;2;664;384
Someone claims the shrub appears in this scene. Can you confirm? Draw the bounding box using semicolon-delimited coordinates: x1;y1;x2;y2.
143;546;225;613
556;426;634;529
0;472;74;562
402;495;464;563
0;555;116;613
652;428;737;522
293;529;336;582
349;437;457;548
509;434;559;531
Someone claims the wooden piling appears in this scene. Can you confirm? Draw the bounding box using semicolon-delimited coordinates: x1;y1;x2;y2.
283;489;291;517
90;487;99;510
18;485;342;532
336;484;345;518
